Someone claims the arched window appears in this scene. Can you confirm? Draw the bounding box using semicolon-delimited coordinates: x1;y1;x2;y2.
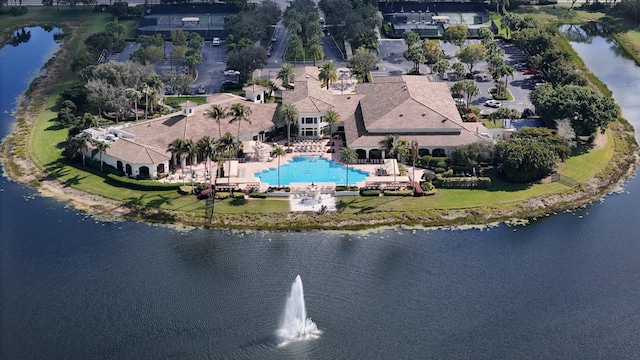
356;149;366;159
125;164;132;176
369;149;382;160
432;148;446;157
139;166;150;177
117;161;123;172
418;149;430;157
157;163;165;174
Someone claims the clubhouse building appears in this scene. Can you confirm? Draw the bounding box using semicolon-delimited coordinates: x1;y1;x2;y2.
84;67;491;179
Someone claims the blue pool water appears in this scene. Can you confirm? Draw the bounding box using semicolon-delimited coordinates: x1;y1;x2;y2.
254;156;369;186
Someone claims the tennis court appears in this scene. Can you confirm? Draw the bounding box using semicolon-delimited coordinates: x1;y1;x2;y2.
136;5;239;38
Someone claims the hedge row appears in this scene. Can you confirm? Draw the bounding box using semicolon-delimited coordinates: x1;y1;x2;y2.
249;192;268;198
106;173;182;191
383;189;414;196
435;177;491;189
360;189;381;196
215;192;245;200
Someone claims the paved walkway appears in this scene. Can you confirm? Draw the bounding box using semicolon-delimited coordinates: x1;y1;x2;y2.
161;138;424;192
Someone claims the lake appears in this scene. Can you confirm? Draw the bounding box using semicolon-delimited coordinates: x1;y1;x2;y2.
2;26;640;359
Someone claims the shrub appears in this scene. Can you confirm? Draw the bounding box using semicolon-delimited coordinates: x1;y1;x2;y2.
383;189;413;196
435;176;492;189
441;169;454;178
178;186;192;195
419;155;432;167
421;181;434;192
434;167;446;174
360;189;381;196
436;161;447;169
215;192;231;199
249;192;268;198
422;172;437;182
335;185;358;191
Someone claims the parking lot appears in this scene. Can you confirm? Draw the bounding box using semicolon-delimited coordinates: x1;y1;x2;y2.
109;40;228;95
376;38;536;115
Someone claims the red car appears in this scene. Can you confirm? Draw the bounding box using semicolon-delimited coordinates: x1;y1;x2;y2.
524;68;541;75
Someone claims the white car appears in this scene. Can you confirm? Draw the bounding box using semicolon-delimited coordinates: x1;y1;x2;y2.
224;70;240;76
484;100;502;108
271;35;278;42
212;37;220;46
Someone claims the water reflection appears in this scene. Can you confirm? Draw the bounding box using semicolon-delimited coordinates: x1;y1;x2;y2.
11;28;31;46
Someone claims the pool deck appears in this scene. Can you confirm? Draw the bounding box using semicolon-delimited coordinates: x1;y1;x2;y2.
163;139;425;192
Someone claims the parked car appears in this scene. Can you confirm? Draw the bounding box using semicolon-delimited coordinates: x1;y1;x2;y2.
212;37;220;46
271;35;278;42
475;73;492;82
454;98;466;106
524;68;541;75
198;85;206;94
223;79;239;86
484;100;502;108
224;70;240;76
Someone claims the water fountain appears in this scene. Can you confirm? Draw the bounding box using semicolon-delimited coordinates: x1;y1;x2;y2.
276;275;322;345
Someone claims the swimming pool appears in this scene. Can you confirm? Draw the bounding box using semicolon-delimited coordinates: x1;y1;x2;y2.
254;156;370;186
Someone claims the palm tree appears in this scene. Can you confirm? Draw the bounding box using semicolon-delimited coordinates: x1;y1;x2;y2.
288;34;304;67
379;134;409;186
147;75;163;114
339;147;358;188
228;103;252;153
493;64;515;96
308;43;324;66
279;103;299;152
319;61;338;90
167;138;186;176
410;140;419;190
218;132;236;195
276;63;296;88
93;141;110;173
206;104;227;138
271;145;288;188
126;87;142;120
196;135;217;187
79;132;91;167
322;110;340;152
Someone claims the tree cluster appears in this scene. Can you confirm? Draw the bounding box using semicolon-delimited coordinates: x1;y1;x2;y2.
224;0;281;52
531;84;619;142
318;0;379;51
284;0;323;65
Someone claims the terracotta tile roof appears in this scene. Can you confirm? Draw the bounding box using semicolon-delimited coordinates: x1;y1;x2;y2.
105;138;170;164
282;78;335;113
344;76;491;148
104;93;279;162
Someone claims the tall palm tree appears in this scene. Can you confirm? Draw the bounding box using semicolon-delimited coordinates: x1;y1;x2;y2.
279;103;299;152
322;110;340;151
319;61;338;90
410;140;419;190
181;138;197;192
196;135;217;185
308;43;324;66
126;87;142;120
147;75;163;114
205;104;227;138
271;145;288;189
339;147;358;188
276;63;296;88
93;141;110;173
288;34;304;67
79;132;91;167
228;103;252;156
493;64;515;96
379;134;408;186
167;138;186;176
218;132;236;195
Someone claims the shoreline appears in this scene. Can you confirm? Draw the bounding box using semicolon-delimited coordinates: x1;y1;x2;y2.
2;25;639;231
